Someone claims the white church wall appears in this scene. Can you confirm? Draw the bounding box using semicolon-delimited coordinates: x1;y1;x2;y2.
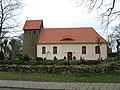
37;43;107;60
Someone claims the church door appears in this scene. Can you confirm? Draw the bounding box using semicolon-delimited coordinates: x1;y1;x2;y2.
67;52;72;60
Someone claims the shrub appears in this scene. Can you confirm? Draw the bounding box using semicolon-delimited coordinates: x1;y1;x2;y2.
24;55;30;61
80;57;83;60
43;57;46;60
0;51;4;60
54;56;57;61
19;55;30;61
73;56;76;60
80;57;85;63
64;56;66;60
36;57;43;61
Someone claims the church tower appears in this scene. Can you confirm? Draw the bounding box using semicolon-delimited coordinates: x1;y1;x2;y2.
23;20;43;59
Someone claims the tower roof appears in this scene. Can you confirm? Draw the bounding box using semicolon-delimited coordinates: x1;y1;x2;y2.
23;20;43;30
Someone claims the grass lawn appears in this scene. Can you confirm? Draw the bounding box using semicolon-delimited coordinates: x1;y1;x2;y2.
0;71;120;83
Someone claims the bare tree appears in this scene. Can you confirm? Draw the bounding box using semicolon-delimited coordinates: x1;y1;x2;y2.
74;0;119;28
3;39;8;60
108;24;120;51
9;39;15;60
0;0;23;43
96;37;102;60
17;33;23;45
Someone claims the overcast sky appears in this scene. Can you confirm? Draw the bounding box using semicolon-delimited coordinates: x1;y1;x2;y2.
20;0;108;38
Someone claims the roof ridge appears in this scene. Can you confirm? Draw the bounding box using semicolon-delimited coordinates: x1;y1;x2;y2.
44;27;94;29
26;20;43;21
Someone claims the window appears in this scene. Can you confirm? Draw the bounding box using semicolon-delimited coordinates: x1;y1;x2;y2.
34;30;36;34
53;46;57;54
60;38;74;41
82;46;86;54
95;46;100;54
42;47;46;54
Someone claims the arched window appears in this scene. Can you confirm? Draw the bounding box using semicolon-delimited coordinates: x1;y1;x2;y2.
82;46;86;54
95;46;100;54
42;47;46;54
53;46;57;54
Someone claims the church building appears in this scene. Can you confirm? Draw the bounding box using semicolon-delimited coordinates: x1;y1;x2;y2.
23;20;107;60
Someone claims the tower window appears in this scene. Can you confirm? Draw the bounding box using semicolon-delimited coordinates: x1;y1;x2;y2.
34;30;36;34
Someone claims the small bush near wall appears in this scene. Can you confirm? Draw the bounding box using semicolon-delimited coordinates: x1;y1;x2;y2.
64;56;66;60
19;55;30;61
73;56;76;60
36;57;43;61
54;56;57;61
0;51;4;60
43;58;46;60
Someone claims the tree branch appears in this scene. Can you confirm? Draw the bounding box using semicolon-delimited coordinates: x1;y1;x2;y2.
75;0;119;29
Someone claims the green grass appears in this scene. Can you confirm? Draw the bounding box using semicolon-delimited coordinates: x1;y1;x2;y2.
0;72;120;83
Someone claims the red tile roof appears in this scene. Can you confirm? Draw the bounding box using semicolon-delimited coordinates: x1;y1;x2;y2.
23;20;43;30
37;27;107;44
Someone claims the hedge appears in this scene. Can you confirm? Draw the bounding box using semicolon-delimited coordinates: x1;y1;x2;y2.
0;65;94;73
0;60;102;65
0;61;119;74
